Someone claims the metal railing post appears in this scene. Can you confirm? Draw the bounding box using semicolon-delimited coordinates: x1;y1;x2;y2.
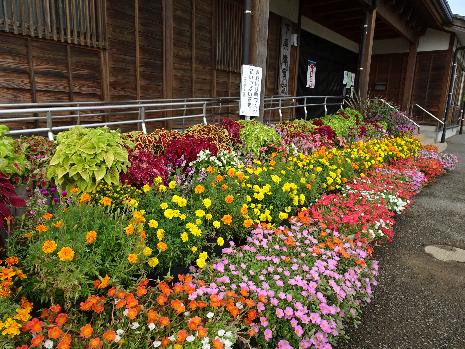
46;111;54;140
202;102;207;125
278;98;283;122
139;106;147;134
76;103;81;125
324;96;328;115
304;97;308;120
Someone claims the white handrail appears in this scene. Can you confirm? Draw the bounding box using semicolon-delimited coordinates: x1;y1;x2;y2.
413;104;444;125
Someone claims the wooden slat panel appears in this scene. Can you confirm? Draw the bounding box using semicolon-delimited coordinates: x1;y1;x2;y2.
44;0;51;39
173;0;193;98
35;0;43;38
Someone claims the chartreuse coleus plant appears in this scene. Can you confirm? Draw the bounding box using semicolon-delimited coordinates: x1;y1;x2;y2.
239;120;280;155
0;125;25;175
47;127;132;192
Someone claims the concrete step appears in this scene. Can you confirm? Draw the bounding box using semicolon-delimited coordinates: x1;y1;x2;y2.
415;134;448;152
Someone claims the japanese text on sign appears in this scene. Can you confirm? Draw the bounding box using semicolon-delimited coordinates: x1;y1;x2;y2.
239;65;263;118
279;20;292;95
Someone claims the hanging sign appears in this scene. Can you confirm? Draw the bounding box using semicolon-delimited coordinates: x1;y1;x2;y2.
239;64;263;118
278;20;292;95
306;60;317;88
343;71;356;96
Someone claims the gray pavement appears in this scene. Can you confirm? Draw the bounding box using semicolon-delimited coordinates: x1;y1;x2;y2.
339;134;465;349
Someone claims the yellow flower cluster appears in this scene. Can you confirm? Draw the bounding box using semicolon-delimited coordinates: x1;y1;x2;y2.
0;298;33;337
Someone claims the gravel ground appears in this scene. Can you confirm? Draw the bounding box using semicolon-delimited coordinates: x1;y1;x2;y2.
339;135;465;349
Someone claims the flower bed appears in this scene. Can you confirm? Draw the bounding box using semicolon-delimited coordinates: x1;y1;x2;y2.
0;102;459;348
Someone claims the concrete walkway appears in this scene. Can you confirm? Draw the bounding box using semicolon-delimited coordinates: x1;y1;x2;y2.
340;134;465;349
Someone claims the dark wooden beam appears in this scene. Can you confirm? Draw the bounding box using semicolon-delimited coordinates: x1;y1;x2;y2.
359;8;376;99
135;0;140;99
377;0;418;42
250;0;270;121
401;40;418;111
163;0;174;128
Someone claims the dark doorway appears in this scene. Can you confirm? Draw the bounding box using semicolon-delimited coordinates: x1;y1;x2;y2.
297;30;358;117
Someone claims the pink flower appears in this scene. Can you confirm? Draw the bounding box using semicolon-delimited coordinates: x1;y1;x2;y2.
264;328;273;341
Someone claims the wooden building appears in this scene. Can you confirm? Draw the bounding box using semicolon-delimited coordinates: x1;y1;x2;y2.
0;0;463;126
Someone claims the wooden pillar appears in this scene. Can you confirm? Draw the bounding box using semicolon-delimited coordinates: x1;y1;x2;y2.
250;0;270;122
401;40;418;112
163;0;174;128
358;8;376;99
135;0;141;99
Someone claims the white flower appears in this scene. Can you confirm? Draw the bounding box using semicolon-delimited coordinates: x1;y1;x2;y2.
201;337;210;345
148;323;156;331
130;322;140;329
114;335;121;343
123;309;129;316
186;335;195;342
206;312;214;319
44;340;54;349
116;329;124;336
224;339;233;349
225;331;233;338
184;311;190;317
169;335;175;341
218;329;226;336
235;302;243;309
152;341;162;348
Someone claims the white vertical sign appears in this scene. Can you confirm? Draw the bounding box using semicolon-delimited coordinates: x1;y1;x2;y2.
240;64;263;118
306;60;316;88
279;20;292;95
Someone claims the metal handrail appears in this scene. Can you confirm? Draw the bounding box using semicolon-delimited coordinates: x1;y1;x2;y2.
1;95;345;140
378;99;421;131
413;104;444;125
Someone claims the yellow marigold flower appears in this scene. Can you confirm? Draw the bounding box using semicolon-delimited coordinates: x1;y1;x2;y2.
181;232;189;242
206;166;214;173
160;202;168;210
191;246;198;253
158;185;167;192
42;240;57;254
194;185;205;194
168;181;177;189
125;224;135;236
195;209;206;218
203;198;212;208
217;237;224;246
86;231;97;244
100;197;112;206
196;258;206;268
79;193;91;203
205;213;212;220
148;257;159;268
36;224;48;233
199;251;208;260
240;205;248;215
221;215;232;225
143;246;153;256
71;187;79;194
1;318;20;336
58;247;75;262
127;253;138;264
148;219;159;228
279;212;288;220
195;219;202;226
142;184;151;193
52;220;64;229
156;229;165;241
42;212;53;220
225;195;234;204
213;221;221;229
157;242;168;251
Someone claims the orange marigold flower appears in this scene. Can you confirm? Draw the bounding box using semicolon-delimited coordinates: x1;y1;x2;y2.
89;337;103;349
157;241;168;252
170;299;185;314
57;334;72;349
212;338;224;349
103;330;116;342
86;230;97;244
221;214;232;225
188;316;202;330
58;247;75;262
206;166;215;173
127;253;138;264
194;185;205;194
42;212;53;220
157;294;168;305
236;172;245;181
42;240;57;253
224;195;234;204
216;175;224;182
197;326;207;338
221;184;228;191
79;193;91;203
147;309;158;323
80;323;93;339
158;316;170;327
125;224;135;236
52;220;64;228
55;313;68;327
100;197;112;206
176;329;188;343
31;335;44;348
26;318;43;333
97;275;110;289
5;256;19;265
70;187;79;194
50;304;62;313
36;224;48;233
227;168;235;177
48;326;62;339
127;307;139;320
